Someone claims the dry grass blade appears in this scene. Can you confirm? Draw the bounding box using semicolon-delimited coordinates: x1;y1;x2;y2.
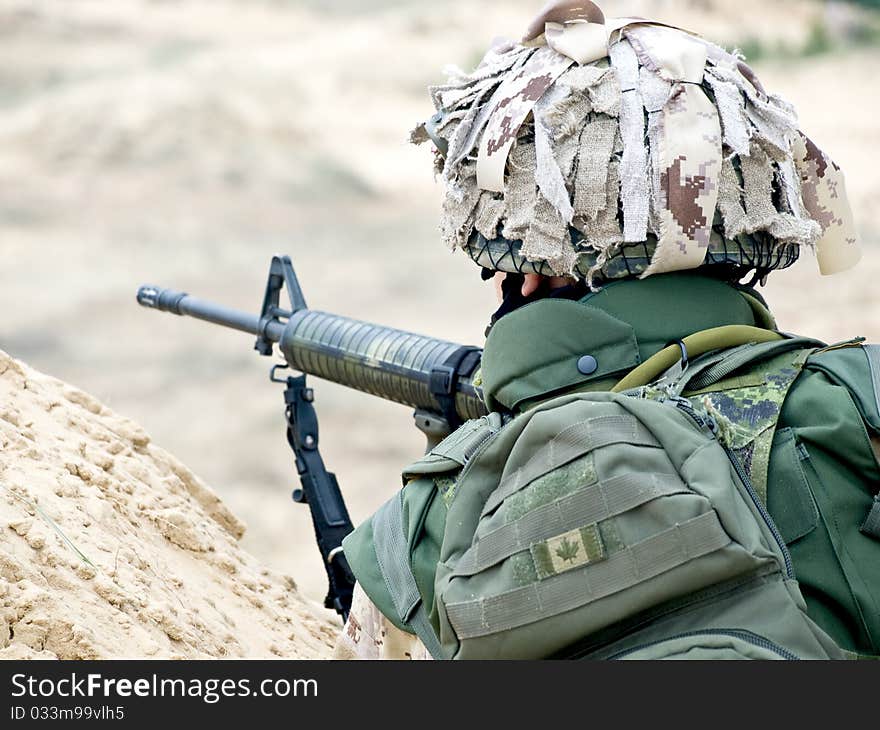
1;482;95;567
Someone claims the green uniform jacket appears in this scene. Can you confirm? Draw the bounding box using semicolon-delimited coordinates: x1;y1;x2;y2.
344;273;880;657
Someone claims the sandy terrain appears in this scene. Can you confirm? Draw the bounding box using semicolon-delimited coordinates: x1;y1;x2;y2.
1;0;878;610
0;349;335;659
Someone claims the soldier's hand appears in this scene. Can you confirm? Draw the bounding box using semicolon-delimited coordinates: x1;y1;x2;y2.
493;272;576;302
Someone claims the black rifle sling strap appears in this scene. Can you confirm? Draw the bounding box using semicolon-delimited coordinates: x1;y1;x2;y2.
430;347;482;430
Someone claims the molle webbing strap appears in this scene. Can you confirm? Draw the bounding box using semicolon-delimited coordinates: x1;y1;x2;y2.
453;472;688;577
446;511;731;640
684;342;779;393
372;492;445;659
680;337;821;395
861;345;880;540
481;415;660;518
433;414;500;466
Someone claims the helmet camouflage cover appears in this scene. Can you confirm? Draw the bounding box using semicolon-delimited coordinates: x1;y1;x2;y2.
412;0;861;287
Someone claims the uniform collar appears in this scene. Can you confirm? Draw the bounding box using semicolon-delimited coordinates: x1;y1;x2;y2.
480;273;772;412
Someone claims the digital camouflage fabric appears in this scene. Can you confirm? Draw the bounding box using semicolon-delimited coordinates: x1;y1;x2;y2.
333;584;430;660
412;2;861;285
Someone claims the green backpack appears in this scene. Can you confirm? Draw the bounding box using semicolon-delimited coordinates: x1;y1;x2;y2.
346;333;875;660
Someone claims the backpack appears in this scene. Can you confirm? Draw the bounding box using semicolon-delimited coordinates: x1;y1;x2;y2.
356;332;880;659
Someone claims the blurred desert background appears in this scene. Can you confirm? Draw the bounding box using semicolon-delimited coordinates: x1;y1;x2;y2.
1;0;878;612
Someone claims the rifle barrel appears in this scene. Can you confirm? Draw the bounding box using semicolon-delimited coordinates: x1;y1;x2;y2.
137;286;286;341
137;286;487;422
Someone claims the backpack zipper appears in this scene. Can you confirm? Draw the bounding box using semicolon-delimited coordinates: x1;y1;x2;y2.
672;398;795;579
608;628;800;660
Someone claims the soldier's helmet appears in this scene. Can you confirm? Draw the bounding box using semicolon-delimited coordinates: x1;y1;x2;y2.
412;0;861;288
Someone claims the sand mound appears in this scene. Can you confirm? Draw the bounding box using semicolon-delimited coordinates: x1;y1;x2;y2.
0;350;336;659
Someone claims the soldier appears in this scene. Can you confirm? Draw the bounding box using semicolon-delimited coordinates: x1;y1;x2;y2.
334;1;879;660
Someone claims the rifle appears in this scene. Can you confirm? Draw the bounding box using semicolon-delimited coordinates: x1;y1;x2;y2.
137;255;486;621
